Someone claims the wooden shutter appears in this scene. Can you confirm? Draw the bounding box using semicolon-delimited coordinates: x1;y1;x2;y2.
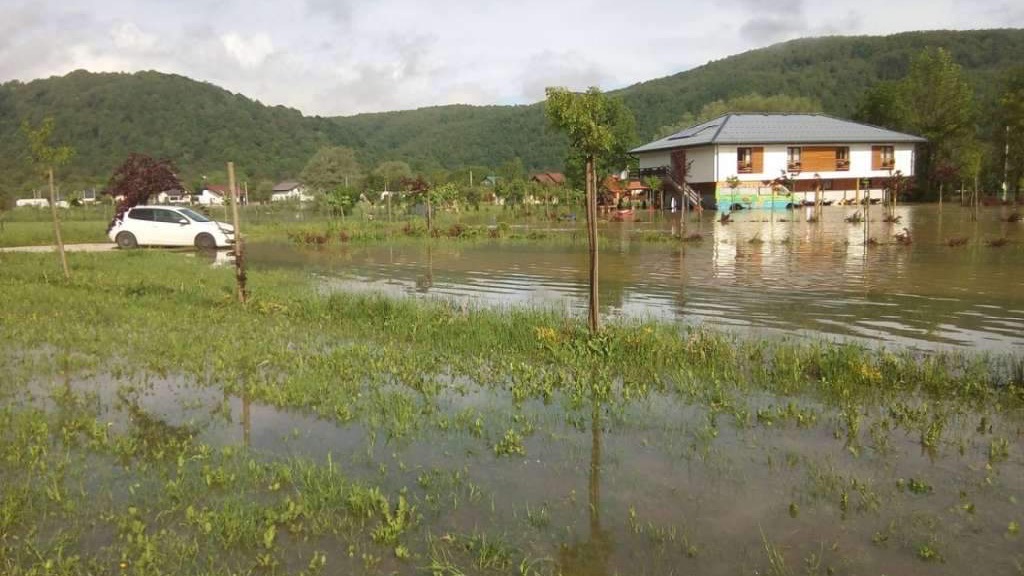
802;147;837;172
872;146;883;170
751;147;764;173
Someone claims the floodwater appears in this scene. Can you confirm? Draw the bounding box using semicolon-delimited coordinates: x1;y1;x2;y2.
24;367;1024;575
248;205;1024;352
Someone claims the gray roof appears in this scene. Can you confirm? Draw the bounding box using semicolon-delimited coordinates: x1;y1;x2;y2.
630;113;926;154
273;181;301;192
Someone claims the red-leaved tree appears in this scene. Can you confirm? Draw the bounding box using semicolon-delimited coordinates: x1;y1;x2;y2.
106;153;183;231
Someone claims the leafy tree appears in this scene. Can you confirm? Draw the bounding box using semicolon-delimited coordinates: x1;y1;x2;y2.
546;86;626;333
300;146;362;193
496;178;527;209
372;161;413;189
999;67;1024;199
324;186;361;219
498;157;525;183
853;82;910;130
22;117;74;278
106;153;183;229
901;47;974;194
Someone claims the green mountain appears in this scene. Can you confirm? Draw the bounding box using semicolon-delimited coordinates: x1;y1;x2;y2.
1;28;1022;197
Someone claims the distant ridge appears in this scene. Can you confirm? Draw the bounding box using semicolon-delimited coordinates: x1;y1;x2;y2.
1;28;1021;196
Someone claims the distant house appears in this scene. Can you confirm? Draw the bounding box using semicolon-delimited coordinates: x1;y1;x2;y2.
531;172;567;186
630;113;925;210
156;189;192;204
480;176;499;187
81;188;98;203
196;185;242;206
602;176;650;206
271;181;314;202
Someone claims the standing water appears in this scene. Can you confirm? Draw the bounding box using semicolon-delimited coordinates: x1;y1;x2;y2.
248;205;1024;351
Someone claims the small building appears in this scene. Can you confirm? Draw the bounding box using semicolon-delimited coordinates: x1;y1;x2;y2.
271;181;313;202
480;176;499;187
603;176;651;206
531;172;567;187
156;189;192;204
15;198;49;208
197;186;233;206
630;113;925;210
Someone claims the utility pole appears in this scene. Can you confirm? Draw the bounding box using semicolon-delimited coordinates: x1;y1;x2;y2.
228;162;248;304
1003;125;1010;203
469;169;474;188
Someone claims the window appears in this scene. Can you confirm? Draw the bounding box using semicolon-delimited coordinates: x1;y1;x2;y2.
128;208;154;221
787;147;802;171
153;209;187;224
836;147;850;171
873;145;895;170
179;208;210;222
737;147;753;173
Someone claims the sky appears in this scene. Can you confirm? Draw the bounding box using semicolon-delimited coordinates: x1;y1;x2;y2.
1;0;1021;117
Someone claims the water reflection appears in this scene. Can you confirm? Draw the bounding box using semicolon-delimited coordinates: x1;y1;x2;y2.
558;399;610;575
248;205;1024;351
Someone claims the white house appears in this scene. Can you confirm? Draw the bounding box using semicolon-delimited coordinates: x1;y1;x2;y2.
271;181;314;202
156;189;192;204
630;113;926;210
196;185;242;206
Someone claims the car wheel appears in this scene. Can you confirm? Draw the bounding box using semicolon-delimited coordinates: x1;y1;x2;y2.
115;232;138;249
194;233;217;250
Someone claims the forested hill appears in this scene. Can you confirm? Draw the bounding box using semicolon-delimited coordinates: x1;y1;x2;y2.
1;28;1022;195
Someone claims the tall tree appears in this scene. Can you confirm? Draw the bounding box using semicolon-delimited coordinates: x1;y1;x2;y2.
22;118;74;279
372;161;413;190
546;87;626;333
853;82;910;130
106;154;183;229
300;146;362;193
901;47;974;194
998;67;1024;200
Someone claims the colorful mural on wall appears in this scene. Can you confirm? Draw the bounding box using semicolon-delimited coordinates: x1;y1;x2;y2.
713;183;793;210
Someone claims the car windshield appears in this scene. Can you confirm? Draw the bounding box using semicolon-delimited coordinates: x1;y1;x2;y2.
178;208;210;222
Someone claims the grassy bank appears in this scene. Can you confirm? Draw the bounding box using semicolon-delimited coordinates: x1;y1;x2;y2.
1;251;1022;575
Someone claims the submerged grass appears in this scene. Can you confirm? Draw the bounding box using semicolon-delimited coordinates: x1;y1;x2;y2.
0;249;1021;574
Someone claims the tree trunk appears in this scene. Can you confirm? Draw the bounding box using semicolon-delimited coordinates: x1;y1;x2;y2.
426;197;433;232
938;182;943;212
585;155;600;333
48;167;70;279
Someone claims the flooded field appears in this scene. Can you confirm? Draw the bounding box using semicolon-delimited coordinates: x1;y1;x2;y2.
247;205;1024;352
8;347;1023;575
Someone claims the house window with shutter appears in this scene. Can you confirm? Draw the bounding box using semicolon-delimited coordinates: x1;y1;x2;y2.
737;147;753;173
836;147;850;171
872;145;895;170
787;147;802;171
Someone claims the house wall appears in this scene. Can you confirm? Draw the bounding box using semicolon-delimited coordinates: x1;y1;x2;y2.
715;143;915;181
636;146;715;181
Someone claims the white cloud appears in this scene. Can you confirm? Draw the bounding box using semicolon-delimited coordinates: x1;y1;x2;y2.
220;32;274;69
0;0;1020;116
111;22;156;51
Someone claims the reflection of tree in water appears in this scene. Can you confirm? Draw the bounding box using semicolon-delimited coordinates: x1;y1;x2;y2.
557;399;611;575
416;244;434;292
117;390;196;458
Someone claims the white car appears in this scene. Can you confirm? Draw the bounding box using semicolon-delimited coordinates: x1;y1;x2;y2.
109;206;235;249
